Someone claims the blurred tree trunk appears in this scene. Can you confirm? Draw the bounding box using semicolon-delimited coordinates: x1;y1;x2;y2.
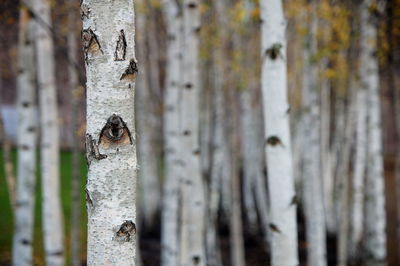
337;78;357;266
161;0;182;265
260;0;299;265
179;0;206;265
320;65;335;234
31;0;65;264
68;1;82;265
301;2;327;266
360;0;387;265
0;58;16;210
207;60;225;266
136;0;161;231
82;0;137;264
239;0;266;234
350;85;367;257
12;4;37;265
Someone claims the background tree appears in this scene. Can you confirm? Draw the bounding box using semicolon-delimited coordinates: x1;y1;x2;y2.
12;2;37;265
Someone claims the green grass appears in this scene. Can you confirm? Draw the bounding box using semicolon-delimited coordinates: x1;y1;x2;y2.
0;150;88;265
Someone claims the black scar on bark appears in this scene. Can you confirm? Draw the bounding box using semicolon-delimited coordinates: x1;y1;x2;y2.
266;136;283;147
85;188;94;208
192;256;201;265
114;29;127;61
85;134;107;165
265;43;283;60
21;239;32;245
120;59;138;81
115;220;136;242
269;223;282;233
99;114;133;146
48;250;64;256
82;28;103;61
187;2;198;8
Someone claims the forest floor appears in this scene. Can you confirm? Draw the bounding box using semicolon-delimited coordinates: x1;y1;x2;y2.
0;151;398;265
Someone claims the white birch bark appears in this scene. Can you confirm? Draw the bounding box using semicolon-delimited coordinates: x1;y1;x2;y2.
179;0;206;265
31;0;65;264
301;4;327;266
12;4;37;265
161;0;182;265
82;0;137;264
260;0;298;265
350;87;367;257
68;1;82;265
360;1;387;264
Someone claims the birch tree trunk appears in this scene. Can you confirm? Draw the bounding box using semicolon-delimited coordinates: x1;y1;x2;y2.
179;0;206;265
206;59;224;266
161;0;182;265
260;0;299;265
360;1;387;265
350;87;367;257
337;85;357;266
68;1;82;265
82;0;138;264
12;4;37;265
31;0;65;264
301;3;327;266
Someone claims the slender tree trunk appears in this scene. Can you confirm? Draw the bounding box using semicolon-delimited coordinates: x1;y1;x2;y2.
179;0;206;265
360;1;387;265
301;3;327;266
229;116;245;266
0;63;16;210
136;0;161;231
68;1;82;265
82;0;138;264
350;87;367;257
206;61;224;266
337;84;357;266
161;0;182;265
12;4;37;265
31;0;65;264
320;69;335;234
260;0;299;265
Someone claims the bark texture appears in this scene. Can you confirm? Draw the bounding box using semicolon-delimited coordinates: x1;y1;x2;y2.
260;0;299;265
82;0;138;264
12;4;37;265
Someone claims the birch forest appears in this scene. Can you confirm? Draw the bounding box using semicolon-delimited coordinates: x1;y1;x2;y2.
1;0;400;265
